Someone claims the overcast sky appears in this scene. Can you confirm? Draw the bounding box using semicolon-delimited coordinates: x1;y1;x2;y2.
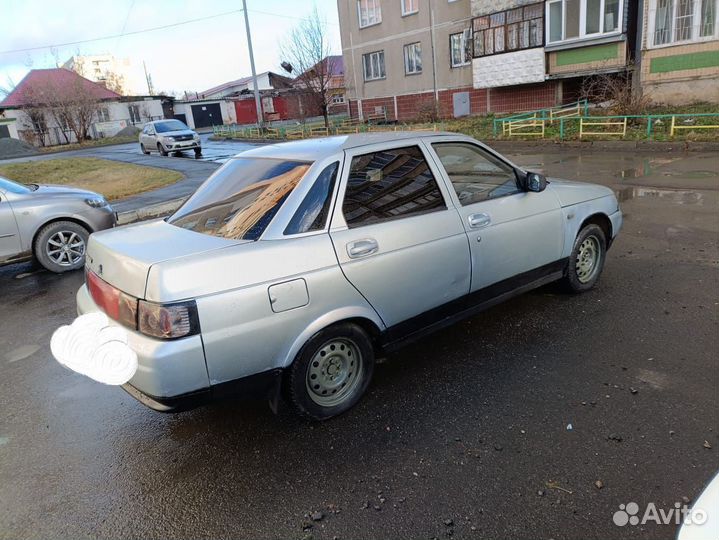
0;0;341;96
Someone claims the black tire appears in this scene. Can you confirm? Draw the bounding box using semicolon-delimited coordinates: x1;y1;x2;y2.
285;322;375;421
34;221;90;273
157;143;168;156
140;143;150;155
563;223;607;293
194;148;202;159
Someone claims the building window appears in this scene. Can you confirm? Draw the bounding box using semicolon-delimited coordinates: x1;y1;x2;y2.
652;0;718;45
546;0;624;44
129;105;141;124
473;2;544;57
97;108;110;122
362;51;386;80
404;42;423;74
331;93;346;104
358;0;382;27
450;30;472;67
402;0;419;15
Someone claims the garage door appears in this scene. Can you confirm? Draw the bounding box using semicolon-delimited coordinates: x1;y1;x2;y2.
191;104;222;128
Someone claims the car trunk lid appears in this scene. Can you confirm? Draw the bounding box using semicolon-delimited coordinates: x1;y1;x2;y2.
85;219;249;299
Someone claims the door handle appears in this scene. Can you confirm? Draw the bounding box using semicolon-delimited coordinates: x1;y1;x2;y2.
468;213;491;229
347;238;379;259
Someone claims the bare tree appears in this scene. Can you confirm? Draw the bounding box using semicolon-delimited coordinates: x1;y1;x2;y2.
280;7;335;128
102;71;126;95
580;67;652;116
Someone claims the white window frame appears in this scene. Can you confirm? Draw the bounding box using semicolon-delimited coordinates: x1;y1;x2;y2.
358;0;382;28
450;29;472;67
362;50;386;81
332;93;346;104
403;42;423;74
545;0;624;44
647;0;719;48
97;108;110;122
402;0;419;16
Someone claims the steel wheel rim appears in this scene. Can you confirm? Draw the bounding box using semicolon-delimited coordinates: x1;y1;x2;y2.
306;338;363;407
576;235;601;283
46;231;85;266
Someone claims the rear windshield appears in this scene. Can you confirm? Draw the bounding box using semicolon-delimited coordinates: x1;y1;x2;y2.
168;158;312;240
154;120;189;132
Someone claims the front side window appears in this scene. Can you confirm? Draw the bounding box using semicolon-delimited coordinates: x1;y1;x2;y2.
285;162;339;235
169;158;312;240
358;0;382;27
546;0;624;43
404;42;423;74
402;0;419;15
343;146;446;228
432;142;520;205
363;51;386;80
653;0;717;44
473;2;544;57
450;30;472;67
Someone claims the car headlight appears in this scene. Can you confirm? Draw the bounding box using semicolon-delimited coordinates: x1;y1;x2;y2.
163;136;176;142
85;197;107;208
193;133;200;140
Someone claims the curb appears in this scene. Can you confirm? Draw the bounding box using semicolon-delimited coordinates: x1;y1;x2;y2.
116;197;186;225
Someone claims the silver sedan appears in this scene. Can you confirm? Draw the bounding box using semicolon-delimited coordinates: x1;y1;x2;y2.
76;132;622;419
0;176;116;273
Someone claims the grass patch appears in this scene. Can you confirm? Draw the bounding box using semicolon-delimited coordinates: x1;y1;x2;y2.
0;157;183;200
38;135;138;153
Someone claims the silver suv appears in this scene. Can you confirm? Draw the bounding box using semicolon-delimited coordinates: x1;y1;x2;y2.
77;132;622;419
139;119;201;157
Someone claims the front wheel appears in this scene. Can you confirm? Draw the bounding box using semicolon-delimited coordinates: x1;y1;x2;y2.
563;223;607;293
194;148;202;159
34;221;89;273
285;323;375;420
157;143;168;156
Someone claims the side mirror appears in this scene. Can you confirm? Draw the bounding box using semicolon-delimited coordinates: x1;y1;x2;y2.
524;171;547;193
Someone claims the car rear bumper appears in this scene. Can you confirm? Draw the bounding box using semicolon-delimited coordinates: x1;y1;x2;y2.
76;284;210;399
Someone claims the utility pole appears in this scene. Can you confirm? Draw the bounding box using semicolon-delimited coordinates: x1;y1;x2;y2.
242;0;264;128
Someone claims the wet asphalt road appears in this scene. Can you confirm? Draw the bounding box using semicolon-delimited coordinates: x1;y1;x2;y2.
1;146;718;540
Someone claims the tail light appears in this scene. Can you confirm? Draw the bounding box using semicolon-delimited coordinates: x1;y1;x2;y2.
86;269;199;340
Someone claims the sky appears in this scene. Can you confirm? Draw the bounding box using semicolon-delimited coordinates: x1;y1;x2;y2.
0;0;342;96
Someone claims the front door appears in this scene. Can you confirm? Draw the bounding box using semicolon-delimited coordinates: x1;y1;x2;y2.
0;194;21;262
427;140;563;291
329;143;471;328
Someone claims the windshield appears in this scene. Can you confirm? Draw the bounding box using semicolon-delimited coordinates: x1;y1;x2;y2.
154;120;190;133
168;158;313;240
0;176;32;194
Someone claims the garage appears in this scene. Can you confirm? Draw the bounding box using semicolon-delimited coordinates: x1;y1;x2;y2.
190;103;222;128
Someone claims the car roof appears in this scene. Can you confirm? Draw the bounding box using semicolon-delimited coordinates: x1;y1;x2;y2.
235;131;464;161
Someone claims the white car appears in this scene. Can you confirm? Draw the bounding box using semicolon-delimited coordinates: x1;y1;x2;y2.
139;119;201;157
77;132;622;419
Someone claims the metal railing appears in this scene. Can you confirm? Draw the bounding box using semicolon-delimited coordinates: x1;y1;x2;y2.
212;121;441;140
579;117;628;138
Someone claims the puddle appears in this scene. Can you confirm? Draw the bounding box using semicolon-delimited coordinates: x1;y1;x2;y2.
616;186;705;205
6;344;41;363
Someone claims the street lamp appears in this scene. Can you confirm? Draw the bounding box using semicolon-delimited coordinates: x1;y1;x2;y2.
242;0;264;128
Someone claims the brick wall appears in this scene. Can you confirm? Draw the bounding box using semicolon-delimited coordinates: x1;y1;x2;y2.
348;82;558;121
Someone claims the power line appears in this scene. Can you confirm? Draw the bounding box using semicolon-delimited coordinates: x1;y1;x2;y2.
0;9;244;55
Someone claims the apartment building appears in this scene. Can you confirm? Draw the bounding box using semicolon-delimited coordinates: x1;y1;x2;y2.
639;0;719;104
338;0;478;121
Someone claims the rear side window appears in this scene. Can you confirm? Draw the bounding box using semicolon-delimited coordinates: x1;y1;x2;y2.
284;162;339;235
343;145;446;228
169;158;312;240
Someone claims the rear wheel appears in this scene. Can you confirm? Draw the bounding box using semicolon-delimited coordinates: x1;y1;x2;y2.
285;323;374;420
157;143;168;156
34;221;89;273
563;223;607;293
140;143;150;155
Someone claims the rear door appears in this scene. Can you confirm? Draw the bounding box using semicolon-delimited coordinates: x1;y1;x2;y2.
426;139;563;291
329;142;471;327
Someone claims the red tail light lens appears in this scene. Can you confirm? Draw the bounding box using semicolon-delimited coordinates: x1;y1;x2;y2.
86;269;137;328
85;269;198;339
